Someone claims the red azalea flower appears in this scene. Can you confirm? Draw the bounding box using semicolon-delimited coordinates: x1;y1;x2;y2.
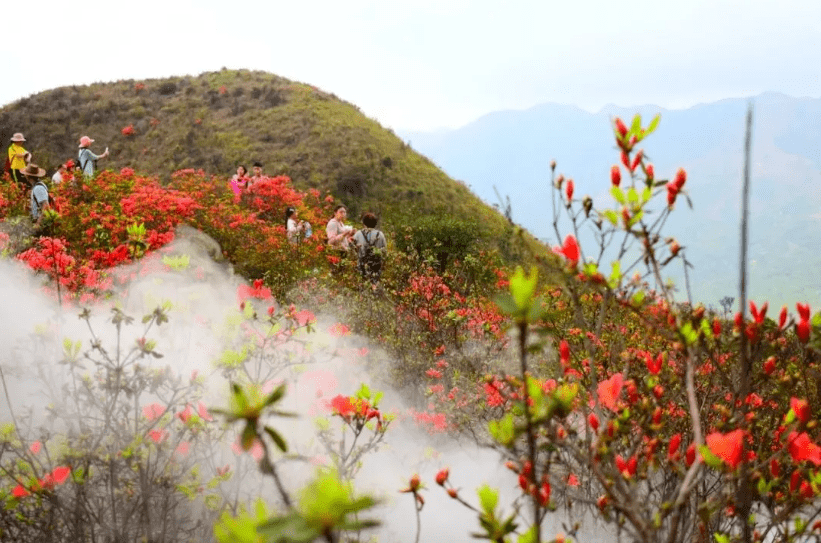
553;235;580;267
597;373;624;412
749;301;767;324
788;431;821;465
645;352;663;375
791;397;811;424
797;303;811;321
588;412;599;432
559;340;570;364
706;429;744;469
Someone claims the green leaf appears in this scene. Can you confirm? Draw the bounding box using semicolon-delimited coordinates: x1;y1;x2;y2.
264;426;288;453
603;209;618;225
627;187;639;204
646;114;661;136
699;445;722;469
630;114;642;135
609;260;621;288
632;291;645;307
477;484;499;516
610;186;626;204
264;384;287;407
714;533;729;543
517;526;537;543
628;209;644;228
642;186;652;202
488;414;516;446
257;513;318;543
241;423;257;451
509;266;538;313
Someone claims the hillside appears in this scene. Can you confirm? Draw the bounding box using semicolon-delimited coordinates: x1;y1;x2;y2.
0;69;532;259
401;93;821;310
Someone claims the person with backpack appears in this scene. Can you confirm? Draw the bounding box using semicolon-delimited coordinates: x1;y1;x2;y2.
78;136;109;177
7;133;31;188
20;163;51;226
353;212;387;284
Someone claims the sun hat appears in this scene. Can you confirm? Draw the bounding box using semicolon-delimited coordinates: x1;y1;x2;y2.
79;136;94;148
10;133;25;142
19;163;46;178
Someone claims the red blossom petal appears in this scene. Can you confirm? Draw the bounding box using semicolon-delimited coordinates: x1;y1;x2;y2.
597;373;624;412
706;429;744;469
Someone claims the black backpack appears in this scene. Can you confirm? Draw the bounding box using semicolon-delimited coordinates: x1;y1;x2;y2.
359;229;383;279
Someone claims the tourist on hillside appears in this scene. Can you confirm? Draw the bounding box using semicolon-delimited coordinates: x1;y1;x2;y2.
250;162;265;186
326;205;356;270
78;136;109;177
8;133;31;188
285;206;311;244
230;165;249;198
353;212;387;284
21;163;50;226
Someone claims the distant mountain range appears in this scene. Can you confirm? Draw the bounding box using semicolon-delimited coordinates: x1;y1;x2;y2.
400;93;821;311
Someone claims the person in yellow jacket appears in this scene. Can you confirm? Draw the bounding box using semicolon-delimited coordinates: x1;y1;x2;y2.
8;133;31;187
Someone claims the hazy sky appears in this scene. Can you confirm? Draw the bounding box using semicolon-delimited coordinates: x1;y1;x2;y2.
5;0;821;131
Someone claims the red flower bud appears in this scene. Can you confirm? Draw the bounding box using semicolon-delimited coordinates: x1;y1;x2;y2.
447;487;458;499
791;470;802;492
645;163;655;181
779;305;788;330
712;318;721;335
763;356;776;375
630;150;643;172
409;474;421;491
615;118;628;137
797;319;811;343
770;458;780;478
653;385;664;399
668;433;681;460
435;468;449;486
565;179;574;201
673;168;687;190
666;182;678;206
685;443;696;467
610;165;621;187
597;495;609;509
588;412;599;432
621;151;630;170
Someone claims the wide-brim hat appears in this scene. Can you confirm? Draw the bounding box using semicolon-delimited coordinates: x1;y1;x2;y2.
10;133;25;142
20;163;46;178
79;136;94;148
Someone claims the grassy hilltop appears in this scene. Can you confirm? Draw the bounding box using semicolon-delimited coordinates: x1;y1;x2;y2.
0;68;534;257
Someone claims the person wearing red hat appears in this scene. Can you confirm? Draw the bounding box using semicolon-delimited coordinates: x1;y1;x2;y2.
7;133;31;187
78;136;109;177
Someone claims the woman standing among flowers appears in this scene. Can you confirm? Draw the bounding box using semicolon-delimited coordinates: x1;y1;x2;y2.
230;165;249;199
78;136;109;177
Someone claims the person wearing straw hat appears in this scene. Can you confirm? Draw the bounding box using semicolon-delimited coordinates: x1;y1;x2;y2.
7;133;31;187
78;135;109;177
19;163;50;226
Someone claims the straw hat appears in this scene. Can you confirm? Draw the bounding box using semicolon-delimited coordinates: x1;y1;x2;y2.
79;136;94;148
19;163;46;178
10;133;25;142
